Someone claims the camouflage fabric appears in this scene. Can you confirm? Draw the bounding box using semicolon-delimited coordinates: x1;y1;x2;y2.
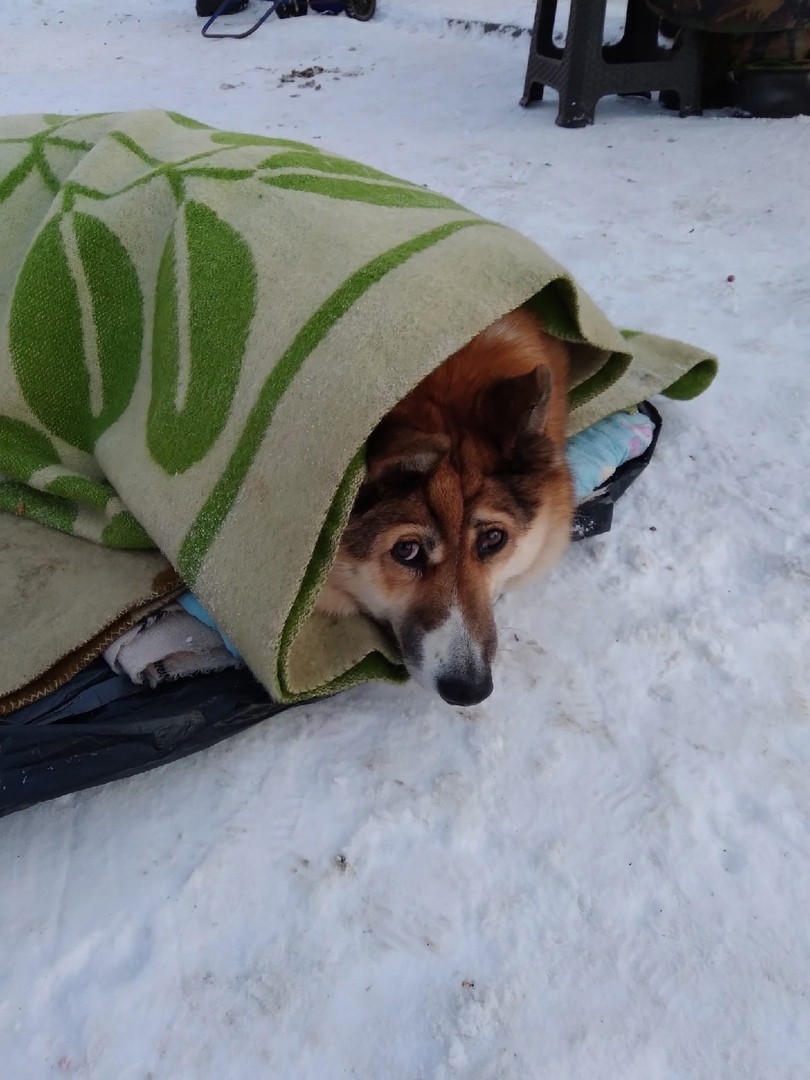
650;0;810;70
701;24;810;69
649;0;810;34
728;27;810;65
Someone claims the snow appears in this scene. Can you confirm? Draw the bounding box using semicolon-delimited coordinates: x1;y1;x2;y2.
2;0;809;1077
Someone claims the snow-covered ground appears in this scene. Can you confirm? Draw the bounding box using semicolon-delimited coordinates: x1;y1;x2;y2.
2;1;809;1076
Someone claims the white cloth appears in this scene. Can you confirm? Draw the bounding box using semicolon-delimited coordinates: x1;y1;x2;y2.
103;603;242;687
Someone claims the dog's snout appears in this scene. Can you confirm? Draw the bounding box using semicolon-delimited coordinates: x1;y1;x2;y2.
436;669;493;707
401;603;496;704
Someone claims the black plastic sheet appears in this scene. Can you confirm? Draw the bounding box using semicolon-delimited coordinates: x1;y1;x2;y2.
1;665;296;817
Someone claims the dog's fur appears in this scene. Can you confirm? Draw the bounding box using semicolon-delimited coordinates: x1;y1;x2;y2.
316;307;573;705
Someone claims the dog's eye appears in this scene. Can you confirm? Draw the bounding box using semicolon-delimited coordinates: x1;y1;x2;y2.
477;528;507;557
391;540;422;566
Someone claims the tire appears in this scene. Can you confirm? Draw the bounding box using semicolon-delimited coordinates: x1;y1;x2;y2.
346;0;375;21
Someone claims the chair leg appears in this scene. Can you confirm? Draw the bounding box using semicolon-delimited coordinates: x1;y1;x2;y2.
521;0;560;106
555;97;596;128
521;79;545;106
554;0;608;127
676;29;704;115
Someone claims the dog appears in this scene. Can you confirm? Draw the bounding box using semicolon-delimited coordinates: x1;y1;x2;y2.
315;307;573;705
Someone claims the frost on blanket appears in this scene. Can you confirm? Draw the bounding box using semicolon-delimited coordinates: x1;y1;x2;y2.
0;110;718;705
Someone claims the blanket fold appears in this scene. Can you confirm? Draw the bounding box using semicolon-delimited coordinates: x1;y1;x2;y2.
0;110;718;706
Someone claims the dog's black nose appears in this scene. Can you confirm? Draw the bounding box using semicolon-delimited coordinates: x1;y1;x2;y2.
436;671;493;706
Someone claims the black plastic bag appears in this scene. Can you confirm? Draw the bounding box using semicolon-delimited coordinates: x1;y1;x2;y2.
570;401;662;541
1;665;296;817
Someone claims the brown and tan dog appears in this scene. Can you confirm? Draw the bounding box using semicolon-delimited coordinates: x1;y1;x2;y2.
316;307;573;705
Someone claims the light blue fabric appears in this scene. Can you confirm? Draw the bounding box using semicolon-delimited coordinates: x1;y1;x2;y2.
565;408;655;503
178;594;241;659
179;408;656;659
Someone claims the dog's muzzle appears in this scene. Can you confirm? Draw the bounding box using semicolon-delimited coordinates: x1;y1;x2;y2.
400;605;496;706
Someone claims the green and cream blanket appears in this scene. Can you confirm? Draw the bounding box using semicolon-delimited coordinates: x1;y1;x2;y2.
0;110;717;708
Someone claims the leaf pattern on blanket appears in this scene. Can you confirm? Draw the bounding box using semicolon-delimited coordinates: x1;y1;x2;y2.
2;113;475;555
261;171;465;210
8;212;143;453
0;416;61;481
44;474;116;509
208;131;314;150
0;478;77;534
147;200;257;474
0;121;95;203
100;508;155;549
257;148;465;210
258;150;426;185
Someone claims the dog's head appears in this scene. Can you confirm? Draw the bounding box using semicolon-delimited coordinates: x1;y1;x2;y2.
321;361;573;706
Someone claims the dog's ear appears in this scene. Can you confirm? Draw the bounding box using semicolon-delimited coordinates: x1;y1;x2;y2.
476;365;552;454
365;418;451;482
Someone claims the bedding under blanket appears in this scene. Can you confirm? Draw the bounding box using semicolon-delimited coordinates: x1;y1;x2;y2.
0;110;718;704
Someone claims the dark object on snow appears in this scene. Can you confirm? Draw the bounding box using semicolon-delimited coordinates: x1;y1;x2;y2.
203;0;285;38
279;0;376;17
738;64;810;115
202;0;374;37
661;61;810;113
197;0;248;14
346;0;376;20
659;74;737;108
571;401;662;542
521;0;704;126
276;0;309;16
0;664;298;818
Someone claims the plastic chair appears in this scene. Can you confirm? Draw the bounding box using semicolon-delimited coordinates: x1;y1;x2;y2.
521;0;704;127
